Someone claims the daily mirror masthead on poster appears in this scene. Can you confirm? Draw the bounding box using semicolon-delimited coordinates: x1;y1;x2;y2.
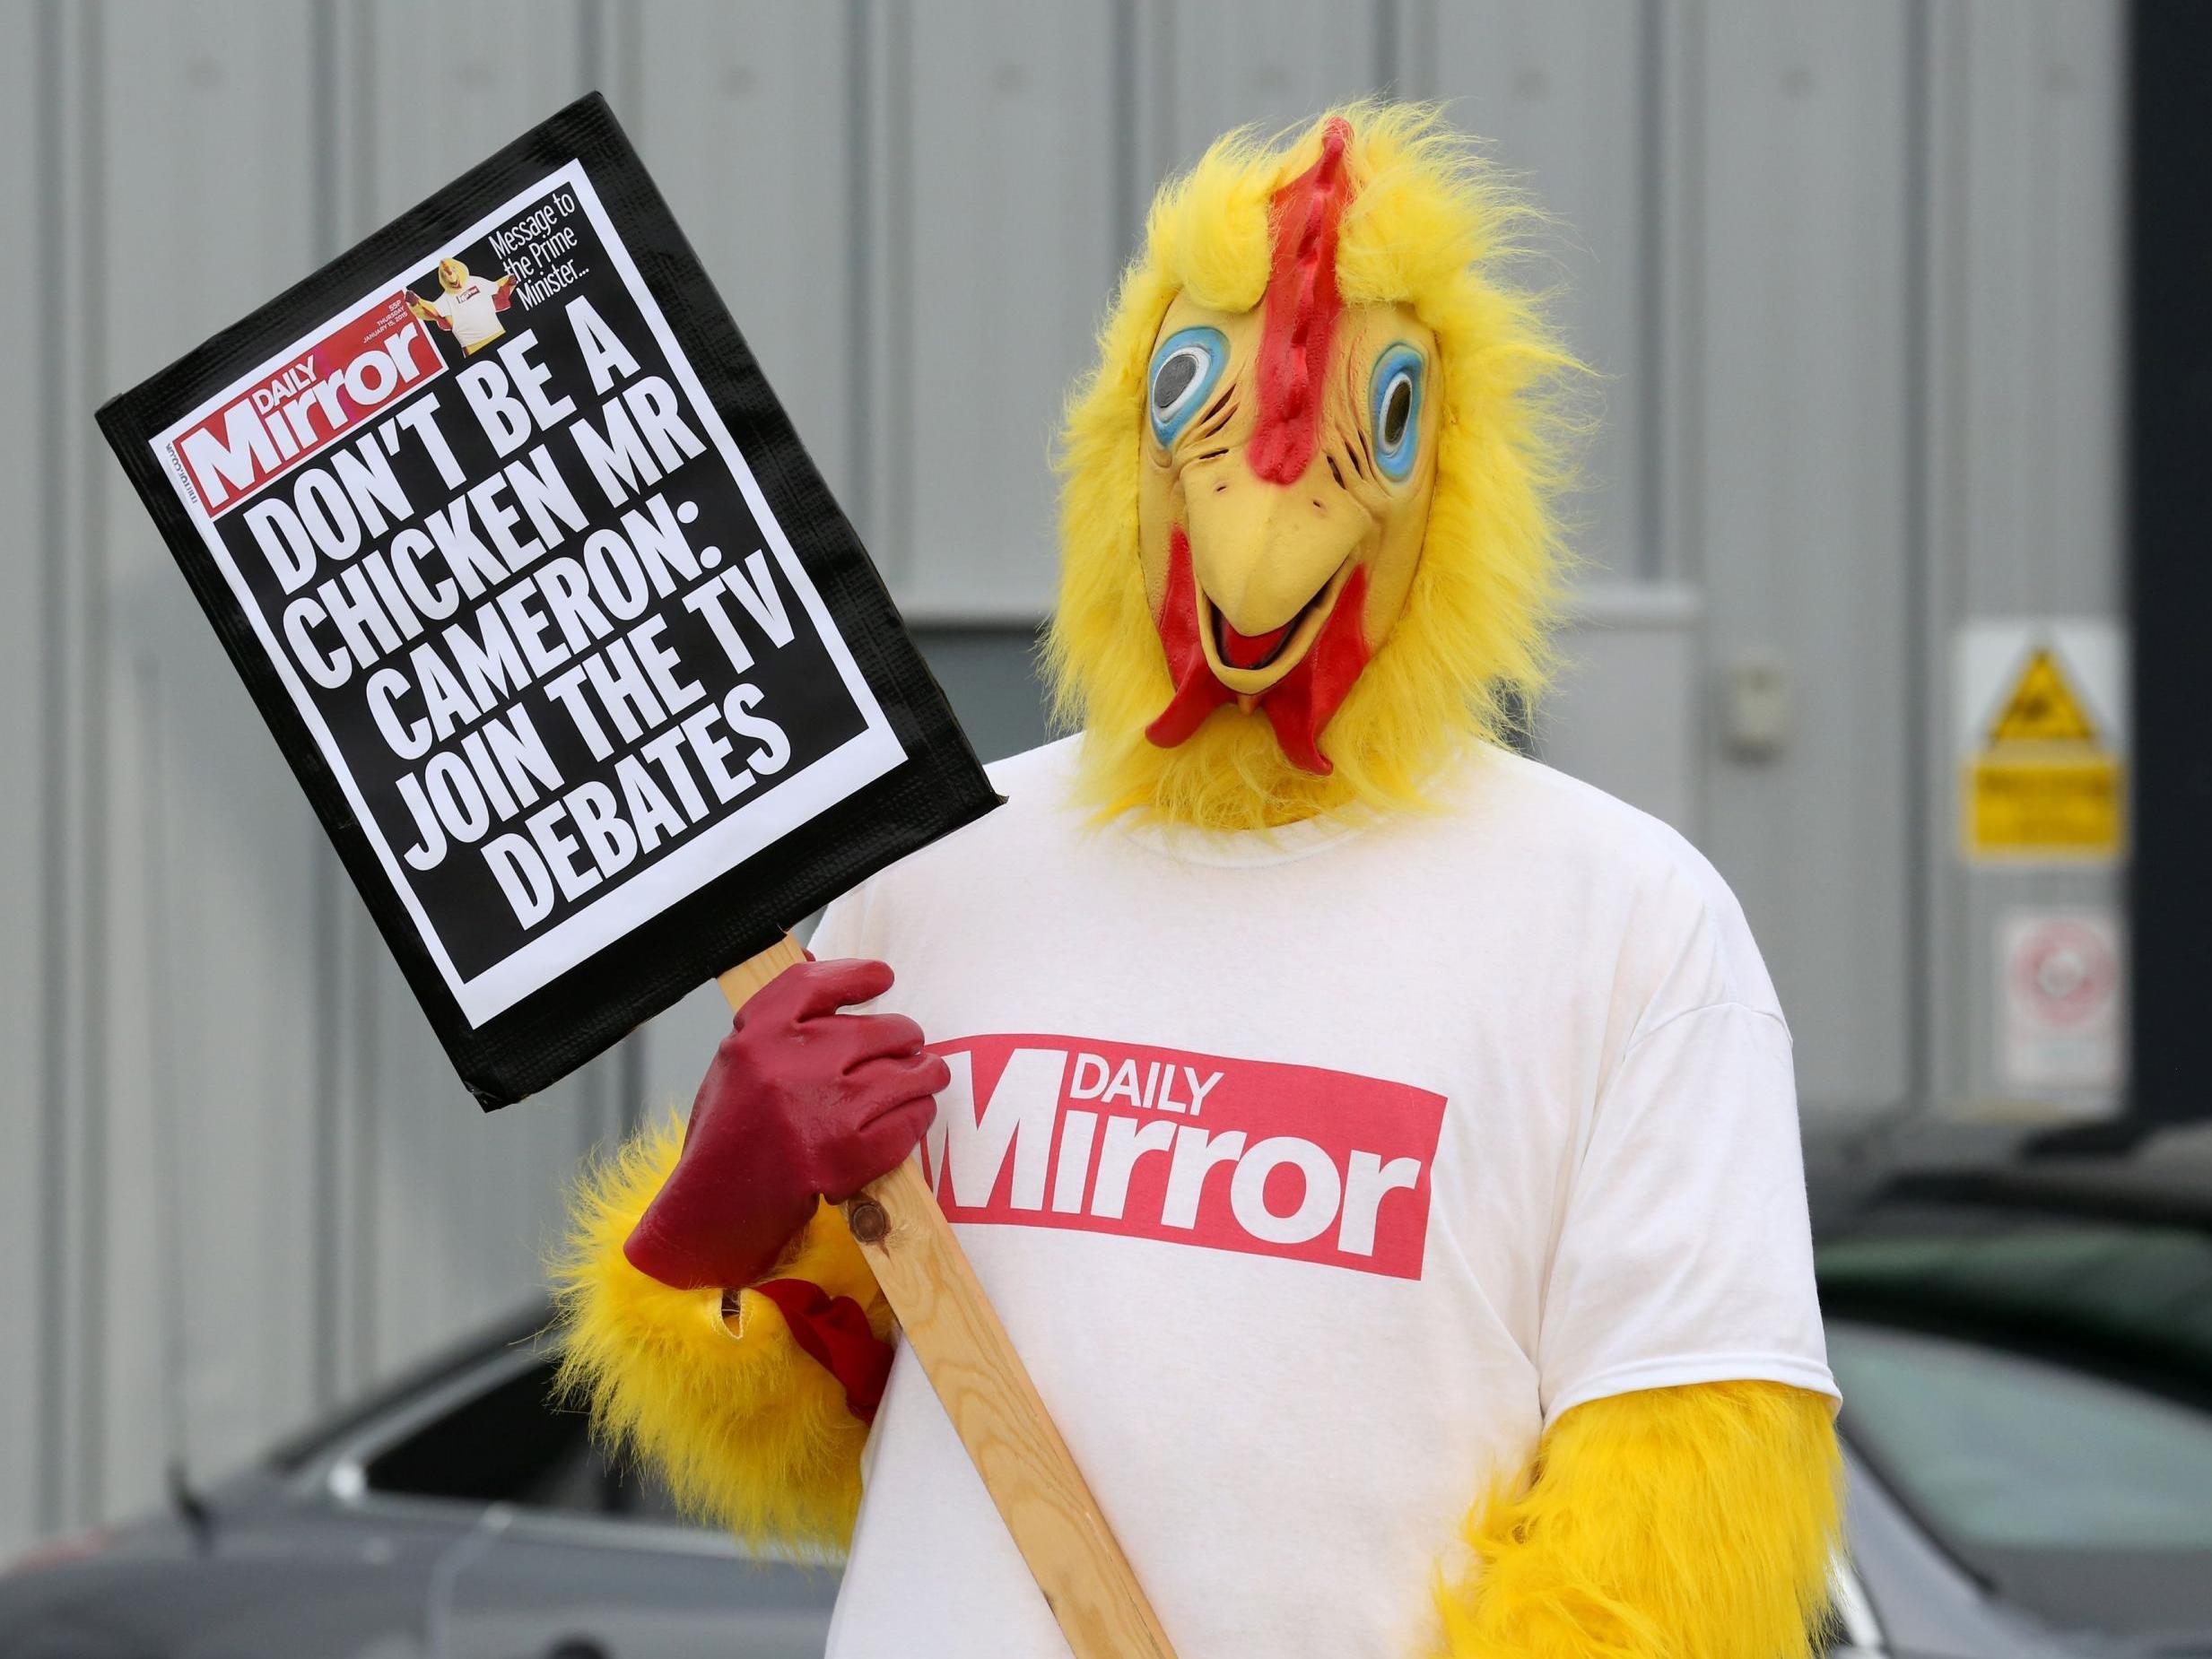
99;95;997;1107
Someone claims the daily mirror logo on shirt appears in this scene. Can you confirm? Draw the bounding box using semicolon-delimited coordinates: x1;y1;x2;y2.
920;1036;1447;1279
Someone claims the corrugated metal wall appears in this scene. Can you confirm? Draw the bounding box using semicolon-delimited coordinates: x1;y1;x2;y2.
0;0;2122;1555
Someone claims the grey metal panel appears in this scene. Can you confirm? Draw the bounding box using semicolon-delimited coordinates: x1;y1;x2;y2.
1404;0;1650;582
35;0;103;1542
93;4;344;1481
1649;0;1707;594
77;0;328;1524
1686;0;1915;1116
867;0;1121;621
340;0;594;231
628;1;859;507
1937;5;2124;618
1539;586;1704;838
12;0;117;1537
0;0;45;1560
1922;0;2124;1111
1132;0;1386;185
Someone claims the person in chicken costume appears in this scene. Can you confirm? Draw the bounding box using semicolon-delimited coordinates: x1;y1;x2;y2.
403;256;518;356
557;104;1842;1659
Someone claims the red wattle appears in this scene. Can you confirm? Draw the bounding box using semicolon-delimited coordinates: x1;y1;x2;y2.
751;1278;894;1423
1260;566;1371;775
1146;526;1233;747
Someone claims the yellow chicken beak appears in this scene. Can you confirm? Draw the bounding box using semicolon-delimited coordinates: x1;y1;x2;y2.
1185;451;1372;698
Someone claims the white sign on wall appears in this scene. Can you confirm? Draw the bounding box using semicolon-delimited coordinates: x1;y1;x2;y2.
1998;907;2124;1099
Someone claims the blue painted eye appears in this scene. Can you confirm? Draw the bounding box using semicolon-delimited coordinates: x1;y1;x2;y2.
1147;326;1228;447
1370;345;1425;481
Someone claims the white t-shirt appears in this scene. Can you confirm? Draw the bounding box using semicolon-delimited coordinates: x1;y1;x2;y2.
811;735;1834;1659
432;279;506;352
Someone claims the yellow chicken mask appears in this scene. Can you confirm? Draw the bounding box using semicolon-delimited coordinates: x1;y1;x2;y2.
1050;103;1580;831
438;256;471;291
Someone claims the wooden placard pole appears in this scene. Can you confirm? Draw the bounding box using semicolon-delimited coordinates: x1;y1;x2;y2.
717;936;1179;1659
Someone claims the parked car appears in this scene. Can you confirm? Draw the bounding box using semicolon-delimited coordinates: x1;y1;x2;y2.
5;1127;2211;1658
1809;1124;2212;1659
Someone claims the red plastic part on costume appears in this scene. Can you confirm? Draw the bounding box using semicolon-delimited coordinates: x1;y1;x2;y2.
750;1278;895;1423
1258;564;1371;776
1145;526;1232;747
1248;117;1354;486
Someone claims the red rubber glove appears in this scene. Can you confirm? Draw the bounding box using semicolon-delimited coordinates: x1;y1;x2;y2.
623;958;949;1292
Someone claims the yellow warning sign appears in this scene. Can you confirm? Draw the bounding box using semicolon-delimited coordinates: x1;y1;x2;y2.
1964;645;2123;860
1987;648;2100;744
1968;755;2122;856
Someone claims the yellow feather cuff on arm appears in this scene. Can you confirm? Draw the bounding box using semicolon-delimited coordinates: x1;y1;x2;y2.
549;1116;889;1557
1436;1380;1844;1659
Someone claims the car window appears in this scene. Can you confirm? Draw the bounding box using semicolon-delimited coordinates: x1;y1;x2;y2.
1831;1321;2212;1550
1817;1211;2212;1377
361;1358;696;1525
269;1307;548;1472
1816;1201;2212;1639
1831;1318;2212;1637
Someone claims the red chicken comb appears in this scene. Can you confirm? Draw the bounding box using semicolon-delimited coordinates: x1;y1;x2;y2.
1248;117;1355;485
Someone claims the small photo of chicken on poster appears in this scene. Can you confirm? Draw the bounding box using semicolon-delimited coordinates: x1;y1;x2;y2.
403;256;518;357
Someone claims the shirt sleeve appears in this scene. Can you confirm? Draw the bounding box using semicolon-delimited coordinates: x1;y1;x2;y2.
1537;1000;1838;1421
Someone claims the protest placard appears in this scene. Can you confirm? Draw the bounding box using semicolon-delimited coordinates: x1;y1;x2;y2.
100;94;997;1107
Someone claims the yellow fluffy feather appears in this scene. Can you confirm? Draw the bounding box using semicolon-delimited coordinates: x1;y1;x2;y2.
548;1116;886;1557
1049;100;1588;831
1437;1382;1845;1659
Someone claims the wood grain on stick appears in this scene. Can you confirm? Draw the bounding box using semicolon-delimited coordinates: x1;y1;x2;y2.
715;930;809;1004
716;934;1178;1659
